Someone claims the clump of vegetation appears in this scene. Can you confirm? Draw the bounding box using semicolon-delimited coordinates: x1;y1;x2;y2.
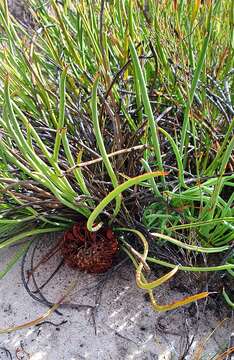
0;0;233;313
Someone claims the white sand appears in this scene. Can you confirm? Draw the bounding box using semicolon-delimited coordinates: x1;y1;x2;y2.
0;238;233;360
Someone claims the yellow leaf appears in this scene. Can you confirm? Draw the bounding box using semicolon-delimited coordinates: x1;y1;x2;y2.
192;0;201;22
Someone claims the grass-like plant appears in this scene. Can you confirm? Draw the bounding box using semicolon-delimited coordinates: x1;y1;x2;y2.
0;0;233;312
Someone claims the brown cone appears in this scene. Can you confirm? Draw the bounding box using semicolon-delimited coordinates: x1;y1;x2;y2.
61;222;118;273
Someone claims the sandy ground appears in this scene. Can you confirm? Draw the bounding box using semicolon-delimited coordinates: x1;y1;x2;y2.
8;0;26;19
0;235;233;360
